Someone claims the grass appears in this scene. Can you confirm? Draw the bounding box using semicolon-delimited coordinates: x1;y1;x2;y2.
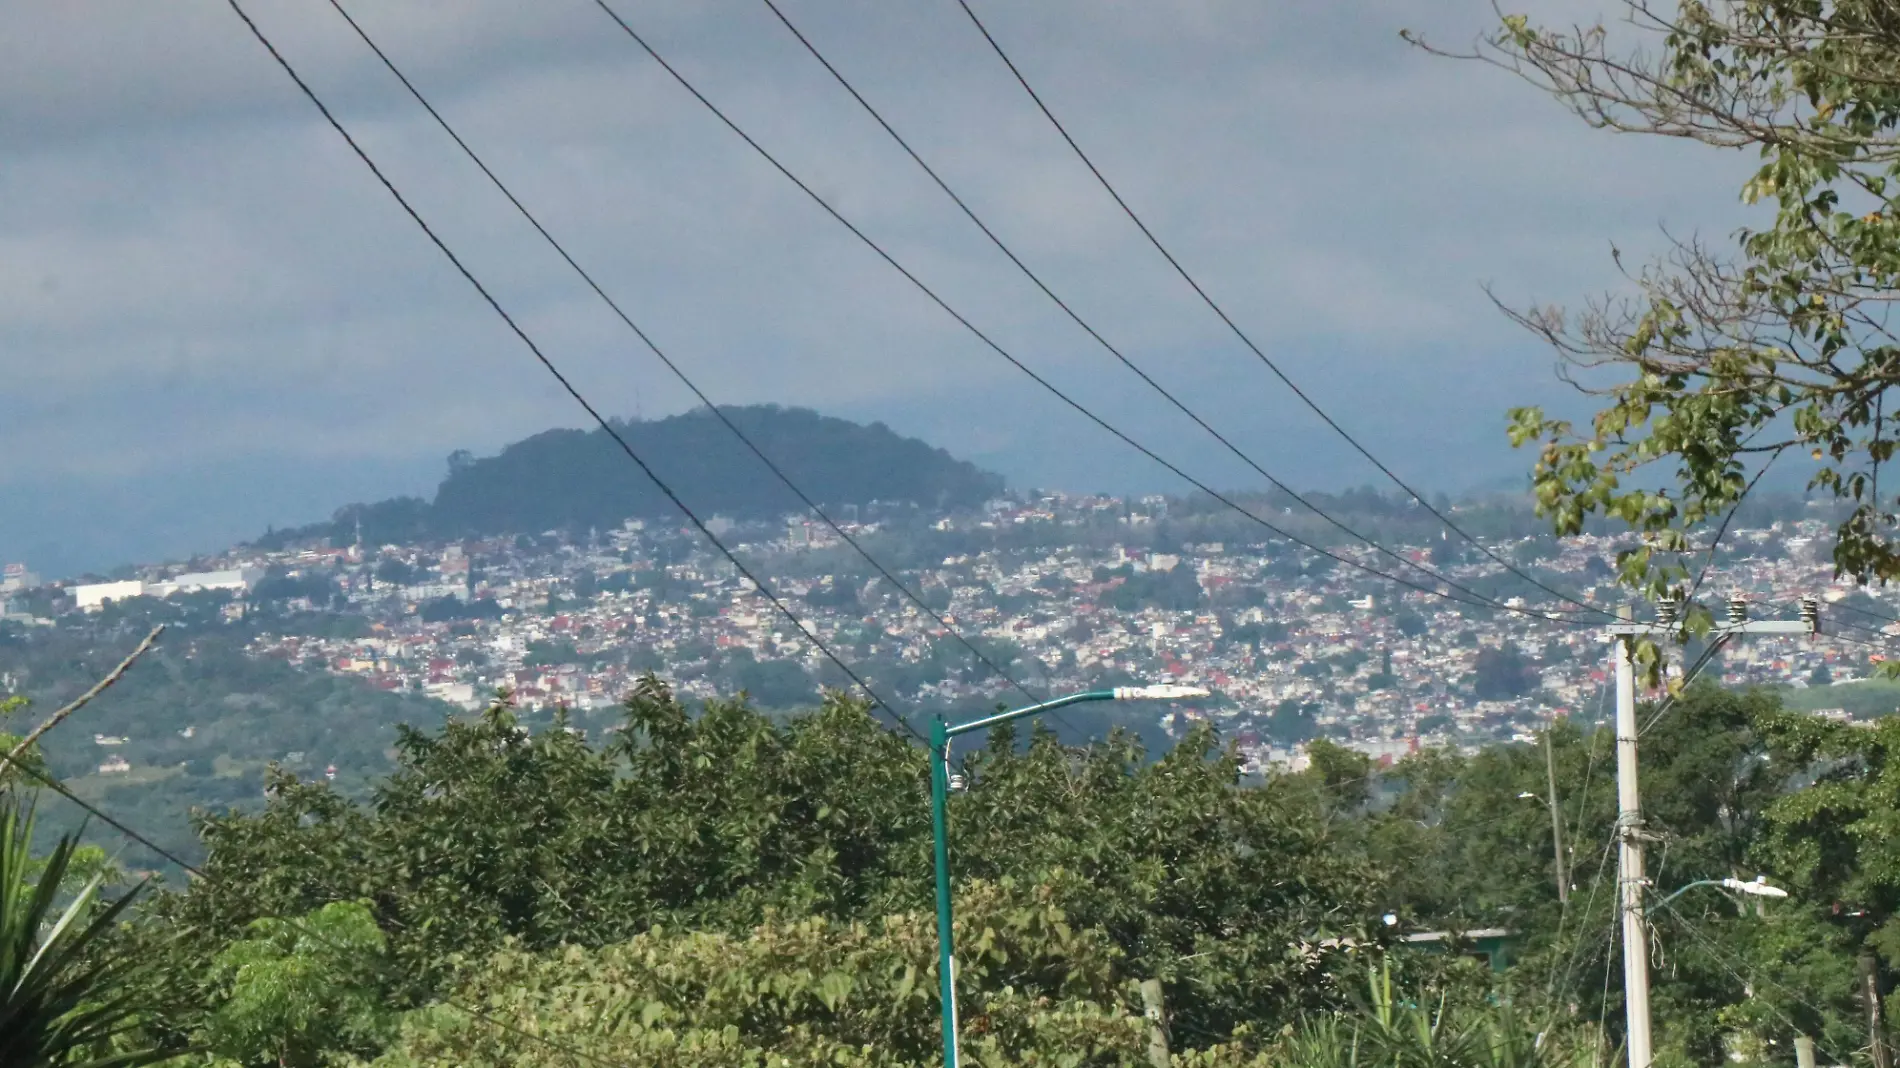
1768;678;1900;719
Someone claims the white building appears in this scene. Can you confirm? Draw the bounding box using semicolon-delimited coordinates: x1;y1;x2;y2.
1;563;37;592
147;568;263;598
74;568;262;610
73;580;145;610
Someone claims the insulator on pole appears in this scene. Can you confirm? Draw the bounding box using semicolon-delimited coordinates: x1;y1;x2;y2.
1800;596;1820;634
1727;595;1748;626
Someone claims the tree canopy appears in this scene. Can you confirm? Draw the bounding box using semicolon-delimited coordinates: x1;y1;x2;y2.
1409;2;1900;604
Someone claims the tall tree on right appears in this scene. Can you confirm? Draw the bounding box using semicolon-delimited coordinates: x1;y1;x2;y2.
1411;3;1900;604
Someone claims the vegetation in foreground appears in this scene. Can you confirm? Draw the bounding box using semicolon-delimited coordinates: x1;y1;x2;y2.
5;673;1900;1065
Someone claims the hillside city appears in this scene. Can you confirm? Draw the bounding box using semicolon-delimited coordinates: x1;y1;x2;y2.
5;493;1885;778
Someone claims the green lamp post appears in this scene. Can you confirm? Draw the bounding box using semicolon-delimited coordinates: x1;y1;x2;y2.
929;684;1211;1068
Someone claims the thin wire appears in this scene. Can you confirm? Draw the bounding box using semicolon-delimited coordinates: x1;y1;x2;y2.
1545;676;1611;988
16;761;637;1068
1828;598;1900;629
219;0;920;743
1639;632;1733;736
753;0;1585;626
318;0;1049;721
1654;896;1853;1064
1545;827;1619;1016
1595;903;1619;1046
1686;445;1788;606
948;0;1611;623
1565;678;1611;856
1594;867;1622;1036
587;0;1591;626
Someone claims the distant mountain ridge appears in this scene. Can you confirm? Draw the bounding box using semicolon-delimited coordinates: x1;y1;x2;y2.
255;406;1004;548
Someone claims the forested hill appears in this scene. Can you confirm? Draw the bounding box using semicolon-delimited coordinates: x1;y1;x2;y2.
258;406;1004;546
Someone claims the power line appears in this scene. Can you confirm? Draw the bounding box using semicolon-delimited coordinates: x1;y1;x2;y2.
1654;896;1854;1065
1639;633;1733;736
219;0;920;744
1543;826;1620;1028
317;0;1052;722
1828;598;1900;630
752;0;1584;626
16;760;637;1068
585;0;1591;625
1685;445;1788;606
947;0;1610;622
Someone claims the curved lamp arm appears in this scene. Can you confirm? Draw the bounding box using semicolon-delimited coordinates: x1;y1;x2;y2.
1658;876;1789;907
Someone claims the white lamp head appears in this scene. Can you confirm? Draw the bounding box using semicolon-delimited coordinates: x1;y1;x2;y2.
1113;684;1212;700
1722;876;1789;899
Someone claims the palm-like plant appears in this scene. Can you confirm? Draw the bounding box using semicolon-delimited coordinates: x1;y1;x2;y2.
1278;963;1601;1068
0;799;167;1068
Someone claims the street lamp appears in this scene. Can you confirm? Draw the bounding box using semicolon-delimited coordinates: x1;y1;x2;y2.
1658;875;1790;907
930;684;1211;1068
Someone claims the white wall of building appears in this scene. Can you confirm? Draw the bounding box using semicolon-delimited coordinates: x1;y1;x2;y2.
73;580;144;610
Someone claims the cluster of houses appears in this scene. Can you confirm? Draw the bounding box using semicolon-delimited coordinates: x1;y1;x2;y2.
12;495;1894;778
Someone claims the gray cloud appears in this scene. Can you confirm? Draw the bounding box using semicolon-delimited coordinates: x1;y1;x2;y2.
0;0;1756;574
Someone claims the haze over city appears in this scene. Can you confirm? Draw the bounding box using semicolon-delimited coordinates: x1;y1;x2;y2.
5;0;1743;576
11;4;1900;1067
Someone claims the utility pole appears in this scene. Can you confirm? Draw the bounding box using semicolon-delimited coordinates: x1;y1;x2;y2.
1545;726;1568;906
1139;978;1171;1068
1610;615;1653;1068
1607;595;1816;1068
1865;949;1891;1068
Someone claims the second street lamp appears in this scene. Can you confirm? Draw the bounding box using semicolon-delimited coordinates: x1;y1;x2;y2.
929;684;1211;1068
1658;876;1790;908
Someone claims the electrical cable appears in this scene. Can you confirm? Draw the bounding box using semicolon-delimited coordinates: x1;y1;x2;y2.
1827;598;1900;630
752;0;1590;626
947;0;1610;622
15;760;638;1068
1638;633;1733;735
1685;445;1787;607
1545;825;1620;1017
219;0;921;743
1654;896;1854;1065
1547;676;1611;984
317;0;1054;724
586;0;1594;626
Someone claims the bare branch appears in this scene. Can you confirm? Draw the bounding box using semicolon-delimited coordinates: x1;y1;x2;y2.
0;626;166;780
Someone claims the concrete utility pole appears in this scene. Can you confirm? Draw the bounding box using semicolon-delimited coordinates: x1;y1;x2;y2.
1139;978;1171;1068
1546;727;1568;906
1865;949;1891;1068
1606;595;1816;1068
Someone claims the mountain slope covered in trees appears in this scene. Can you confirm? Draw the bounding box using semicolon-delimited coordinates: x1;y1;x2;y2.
257;406;1004;547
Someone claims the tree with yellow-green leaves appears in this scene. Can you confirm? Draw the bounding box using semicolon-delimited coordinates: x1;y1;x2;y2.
1407;2;1900;616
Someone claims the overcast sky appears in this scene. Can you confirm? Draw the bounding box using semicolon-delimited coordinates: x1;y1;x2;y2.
0;0;1754;576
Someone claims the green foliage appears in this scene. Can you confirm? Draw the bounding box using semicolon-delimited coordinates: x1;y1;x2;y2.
0;799;165;1068
370;879;1150;1068
1426;4;1900;599
1752;711;1900;936
201;900;395;1067
132;679;1381;1059
1101;565;1203;612
91;678;1900;1064
297;407;1003;544
1273;962;1595;1068
1267;698;1320;744
1777;676;1900;719
1354;685;1870;1063
1;629;454;869
1472;645;1535;702
522;638;580;666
